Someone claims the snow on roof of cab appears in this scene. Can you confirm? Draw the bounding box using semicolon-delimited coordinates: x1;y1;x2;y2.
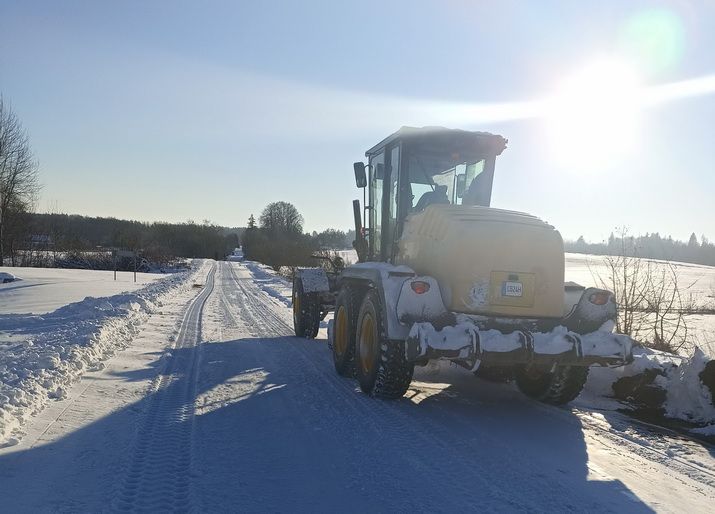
365;126;507;157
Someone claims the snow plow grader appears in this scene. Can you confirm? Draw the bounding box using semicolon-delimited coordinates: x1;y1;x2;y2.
293;126;633;404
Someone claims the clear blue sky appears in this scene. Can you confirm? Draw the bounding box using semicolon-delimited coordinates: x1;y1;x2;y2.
1;0;714;242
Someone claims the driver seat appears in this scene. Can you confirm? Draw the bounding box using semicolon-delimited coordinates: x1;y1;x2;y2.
414;185;450;212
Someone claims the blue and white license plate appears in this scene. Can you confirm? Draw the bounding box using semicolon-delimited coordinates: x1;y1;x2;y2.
502;281;523;297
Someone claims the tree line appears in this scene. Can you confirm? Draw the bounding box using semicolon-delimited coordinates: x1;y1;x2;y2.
0;94;245;269
241;201;353;270
566;230;715;267
6;212;241;268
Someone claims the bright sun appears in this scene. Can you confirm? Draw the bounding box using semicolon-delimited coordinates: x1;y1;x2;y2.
545;58;642;167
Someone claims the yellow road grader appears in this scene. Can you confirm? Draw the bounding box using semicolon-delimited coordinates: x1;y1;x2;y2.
293;126;632;404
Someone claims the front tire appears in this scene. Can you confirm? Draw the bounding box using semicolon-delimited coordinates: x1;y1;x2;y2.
355;290;413;399
292;278;319;339
515;364;589;405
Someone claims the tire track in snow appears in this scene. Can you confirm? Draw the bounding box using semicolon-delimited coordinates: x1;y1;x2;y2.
111;263;217;513
573;409;715;488
220;262;548;511
218;263;437;510
223;261;715;511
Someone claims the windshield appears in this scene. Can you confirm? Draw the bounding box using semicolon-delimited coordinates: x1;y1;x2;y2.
405;151;489;212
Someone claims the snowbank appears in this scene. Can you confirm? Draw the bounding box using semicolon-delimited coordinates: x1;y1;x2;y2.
582;345;715;427
241;261;292;307
0;261;205;446
664;348;715;424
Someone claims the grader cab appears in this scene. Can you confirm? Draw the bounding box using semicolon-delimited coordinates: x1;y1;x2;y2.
293;126;632;404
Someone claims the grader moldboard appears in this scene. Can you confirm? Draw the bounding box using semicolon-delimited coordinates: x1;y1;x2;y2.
293;126;633;404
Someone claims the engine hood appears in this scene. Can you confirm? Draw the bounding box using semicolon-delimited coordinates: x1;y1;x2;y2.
396;205;565;318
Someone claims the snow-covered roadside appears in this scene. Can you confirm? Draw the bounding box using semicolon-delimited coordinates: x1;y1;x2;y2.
0;261;207;446
582;349;715;435
241;261;292;307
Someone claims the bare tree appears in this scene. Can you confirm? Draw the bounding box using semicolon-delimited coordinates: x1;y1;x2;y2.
643;261;692;352
597;230;650;336
0;96;40;263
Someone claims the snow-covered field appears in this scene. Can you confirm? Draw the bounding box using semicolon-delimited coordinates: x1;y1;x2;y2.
564;253;715;304
0;266;167;315
565;253;715;355
0;259;713;512
336;250;715;302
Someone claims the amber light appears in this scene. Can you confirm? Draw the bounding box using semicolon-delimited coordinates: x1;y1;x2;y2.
410;281;431;294
589;291;611;305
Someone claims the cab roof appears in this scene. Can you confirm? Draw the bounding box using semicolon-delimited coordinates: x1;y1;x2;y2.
365;126;507;158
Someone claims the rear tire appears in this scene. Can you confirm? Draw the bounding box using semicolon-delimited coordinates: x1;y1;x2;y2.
292;278;319;339
355;290;413;399
332;286;359;377
515;364;589;405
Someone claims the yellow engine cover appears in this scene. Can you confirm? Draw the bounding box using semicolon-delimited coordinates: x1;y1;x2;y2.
396;205;565;318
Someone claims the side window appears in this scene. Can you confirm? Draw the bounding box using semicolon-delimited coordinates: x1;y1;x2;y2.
460;159;489;206
369;151;384;259
385;145;400;258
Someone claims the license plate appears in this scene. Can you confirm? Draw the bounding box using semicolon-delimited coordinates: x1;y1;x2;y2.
502;281;523;297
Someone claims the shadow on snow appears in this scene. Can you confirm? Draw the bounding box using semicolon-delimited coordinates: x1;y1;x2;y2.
0;334;662;513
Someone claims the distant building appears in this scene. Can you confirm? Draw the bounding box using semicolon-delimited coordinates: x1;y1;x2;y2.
30;234;53;249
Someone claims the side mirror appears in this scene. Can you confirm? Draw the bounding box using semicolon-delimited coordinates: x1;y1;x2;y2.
353;162;367;188
456;174;467;198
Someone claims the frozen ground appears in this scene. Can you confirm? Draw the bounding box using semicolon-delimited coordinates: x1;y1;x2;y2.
0;266;167;315
0;259;712;512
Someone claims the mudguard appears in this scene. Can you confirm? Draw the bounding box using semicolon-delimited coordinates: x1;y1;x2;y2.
295;267;330;293
340;263;448;340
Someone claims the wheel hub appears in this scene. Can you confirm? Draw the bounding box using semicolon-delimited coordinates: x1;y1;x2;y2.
293;290;300;324
335;306;348;355
359;313;377;374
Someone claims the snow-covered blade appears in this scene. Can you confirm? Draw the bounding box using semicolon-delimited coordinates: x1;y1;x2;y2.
406;321;633;370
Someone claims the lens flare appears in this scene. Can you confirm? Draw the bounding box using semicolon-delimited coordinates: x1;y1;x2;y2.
621;9;685;75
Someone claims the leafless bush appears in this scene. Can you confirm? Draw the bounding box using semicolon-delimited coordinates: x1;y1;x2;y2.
594;229;694;353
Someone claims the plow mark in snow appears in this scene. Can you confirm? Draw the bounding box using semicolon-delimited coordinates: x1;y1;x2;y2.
112;263;217;513
209;261;715;512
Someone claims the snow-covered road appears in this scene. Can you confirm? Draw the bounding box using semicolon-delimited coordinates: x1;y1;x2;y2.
0;260;713;512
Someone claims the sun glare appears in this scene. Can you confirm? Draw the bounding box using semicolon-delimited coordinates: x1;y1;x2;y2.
545;58;642;167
